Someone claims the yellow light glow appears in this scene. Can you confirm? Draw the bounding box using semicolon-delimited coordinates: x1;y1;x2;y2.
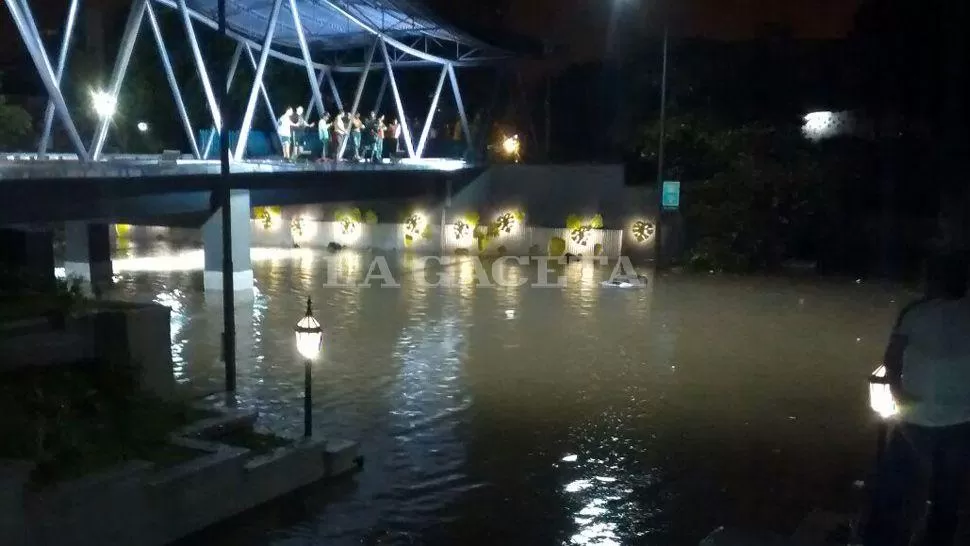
502;135;520;156
869;365;898;419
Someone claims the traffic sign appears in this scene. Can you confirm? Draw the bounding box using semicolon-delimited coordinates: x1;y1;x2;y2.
662;180;680;209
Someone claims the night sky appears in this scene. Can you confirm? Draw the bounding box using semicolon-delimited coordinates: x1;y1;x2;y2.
430;0;863;59
4;0;864;53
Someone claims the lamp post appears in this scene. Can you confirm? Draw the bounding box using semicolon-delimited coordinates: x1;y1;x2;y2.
294;297;323;438
654;23;670;269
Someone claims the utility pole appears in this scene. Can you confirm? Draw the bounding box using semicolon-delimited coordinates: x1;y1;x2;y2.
654;24;670;269
543;41;552;160
217;0;237;397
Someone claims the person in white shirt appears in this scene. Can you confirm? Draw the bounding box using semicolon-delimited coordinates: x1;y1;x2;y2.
291;106;314;159
864;252;970;546
333;110;348;160
277;107;294;160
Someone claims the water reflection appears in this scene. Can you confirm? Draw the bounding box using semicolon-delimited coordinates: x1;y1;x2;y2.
102;247;903;545
154;289;189;383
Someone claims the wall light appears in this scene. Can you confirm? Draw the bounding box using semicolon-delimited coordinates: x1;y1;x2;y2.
291;215;318;243
631;220;656;243
255;207;282;231
452;218;475;247
495;210;524;236
334;218;361;246
404;212;427;238
502;135;520;156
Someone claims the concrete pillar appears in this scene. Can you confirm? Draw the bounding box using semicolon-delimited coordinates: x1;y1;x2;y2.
64;222;113;284
202;190;253;291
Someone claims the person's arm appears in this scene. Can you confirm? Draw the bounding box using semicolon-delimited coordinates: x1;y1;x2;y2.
885;304;921;403
884;333;906;389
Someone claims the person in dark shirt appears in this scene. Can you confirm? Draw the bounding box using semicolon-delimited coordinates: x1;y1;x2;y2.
289;106;313;159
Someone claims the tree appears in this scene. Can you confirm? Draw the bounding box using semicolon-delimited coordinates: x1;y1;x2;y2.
0;79;33;151
638;115;837;272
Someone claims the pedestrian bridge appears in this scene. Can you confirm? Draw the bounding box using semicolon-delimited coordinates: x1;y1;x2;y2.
0;154;480;226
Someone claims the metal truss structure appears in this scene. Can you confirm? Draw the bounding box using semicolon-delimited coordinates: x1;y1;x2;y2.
3;0;506;162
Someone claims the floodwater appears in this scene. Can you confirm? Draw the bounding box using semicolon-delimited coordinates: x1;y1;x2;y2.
97;240;907;545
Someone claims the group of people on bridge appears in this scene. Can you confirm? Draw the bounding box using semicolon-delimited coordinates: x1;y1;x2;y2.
277;107;403;163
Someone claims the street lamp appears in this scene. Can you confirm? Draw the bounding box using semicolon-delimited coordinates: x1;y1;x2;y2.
869;365;897;419
502;135;520;157
294;297;323;438
869;364;897;465
90;90;116;118
137;121;149;133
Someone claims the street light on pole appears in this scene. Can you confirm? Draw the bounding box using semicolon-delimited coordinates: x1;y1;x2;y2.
294;297;323;438
654;22;670;270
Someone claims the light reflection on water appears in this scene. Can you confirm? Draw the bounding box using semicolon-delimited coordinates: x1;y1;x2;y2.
103;246;905;545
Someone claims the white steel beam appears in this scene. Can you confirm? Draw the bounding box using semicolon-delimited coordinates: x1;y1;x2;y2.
234;0;284;160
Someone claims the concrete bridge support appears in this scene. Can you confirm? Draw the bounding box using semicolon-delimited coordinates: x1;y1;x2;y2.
64;222;113;284
202;190;253;292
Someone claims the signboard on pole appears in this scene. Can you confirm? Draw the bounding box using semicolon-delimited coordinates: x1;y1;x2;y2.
662;180;680;210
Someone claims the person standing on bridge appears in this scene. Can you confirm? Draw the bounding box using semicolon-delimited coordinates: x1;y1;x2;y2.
334;110;348;161
350;113;363;162
291;107;314;160
371;115;386;163
317;113;332;162
277;107;294;160
387;118;401;159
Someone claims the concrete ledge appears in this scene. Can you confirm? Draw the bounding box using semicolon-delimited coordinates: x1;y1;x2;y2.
5;404;361;546
203;269;254;291
175;408;259;438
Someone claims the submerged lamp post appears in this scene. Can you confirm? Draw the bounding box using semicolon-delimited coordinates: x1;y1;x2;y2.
294;297;323;438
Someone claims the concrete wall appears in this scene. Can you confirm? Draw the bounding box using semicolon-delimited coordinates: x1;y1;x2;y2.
450;164;658;230
110;165;660;259
252;219;443;254
0;303;175;400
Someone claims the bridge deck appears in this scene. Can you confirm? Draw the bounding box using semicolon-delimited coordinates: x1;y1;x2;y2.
0;155;470;181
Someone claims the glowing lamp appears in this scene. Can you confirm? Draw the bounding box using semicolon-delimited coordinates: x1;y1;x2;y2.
869;365;898;419
137;121;149;132
91;90;117;118
502;135;520;156
294;297;323;360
